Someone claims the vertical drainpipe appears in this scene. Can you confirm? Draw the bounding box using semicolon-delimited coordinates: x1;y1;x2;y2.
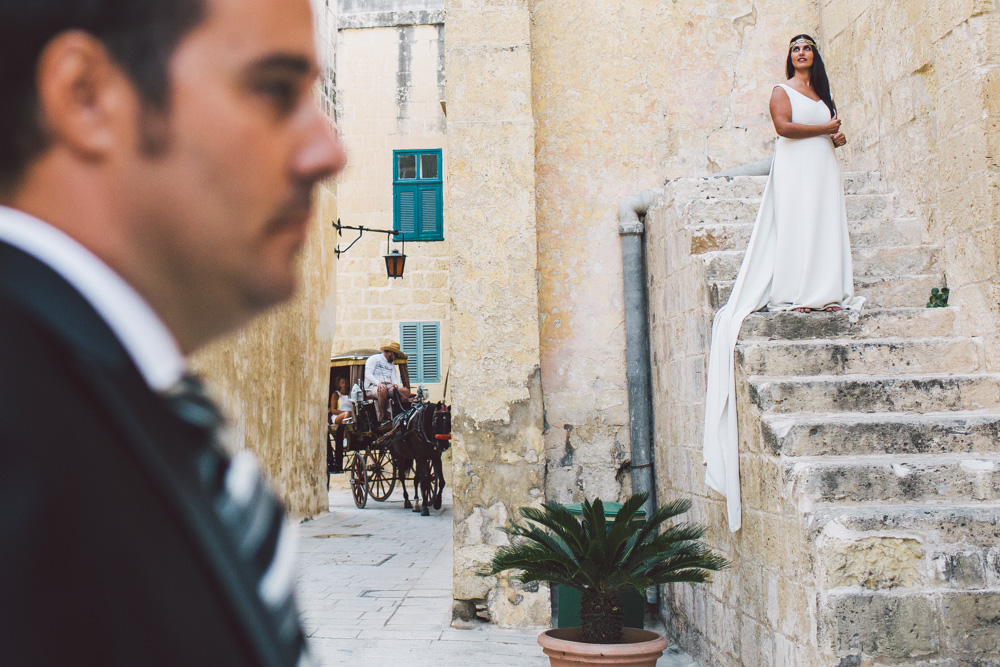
618;188;663;514
618;188;663;606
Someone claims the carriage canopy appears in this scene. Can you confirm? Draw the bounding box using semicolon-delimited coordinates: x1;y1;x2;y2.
330;348;410;398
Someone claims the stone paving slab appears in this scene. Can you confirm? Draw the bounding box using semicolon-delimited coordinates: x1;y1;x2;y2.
294;486;698;666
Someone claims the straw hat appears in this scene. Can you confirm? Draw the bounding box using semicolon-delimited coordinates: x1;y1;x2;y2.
380;342;408;359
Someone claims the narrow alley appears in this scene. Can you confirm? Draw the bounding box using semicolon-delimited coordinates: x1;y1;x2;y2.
295;489;698;666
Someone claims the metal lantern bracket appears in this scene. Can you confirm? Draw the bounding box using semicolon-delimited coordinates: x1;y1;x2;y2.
333;218;407;279
333;218;402;258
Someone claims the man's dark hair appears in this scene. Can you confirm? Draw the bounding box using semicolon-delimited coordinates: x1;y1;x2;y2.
0;0;206;193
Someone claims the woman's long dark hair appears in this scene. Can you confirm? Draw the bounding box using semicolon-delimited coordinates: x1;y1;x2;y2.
786;34;836;117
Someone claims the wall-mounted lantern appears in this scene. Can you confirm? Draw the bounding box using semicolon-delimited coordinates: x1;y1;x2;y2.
333;218;407;280
383;249;406;279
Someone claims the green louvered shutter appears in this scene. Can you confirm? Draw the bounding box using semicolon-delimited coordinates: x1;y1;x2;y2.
399;322;440;383
419;186;440;238
395;186;418;237
420;322;440;383
400;322;420;378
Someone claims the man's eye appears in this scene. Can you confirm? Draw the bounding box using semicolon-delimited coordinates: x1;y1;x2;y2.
256;80;298;111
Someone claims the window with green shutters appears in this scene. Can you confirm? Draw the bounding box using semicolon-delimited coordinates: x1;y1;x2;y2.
393;150;443;241
399;322;441;384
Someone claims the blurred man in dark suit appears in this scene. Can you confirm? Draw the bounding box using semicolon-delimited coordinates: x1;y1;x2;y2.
0;0;345;664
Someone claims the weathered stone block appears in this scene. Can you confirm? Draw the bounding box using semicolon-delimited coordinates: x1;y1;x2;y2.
737;336;979;378
822;592;940;659
808;506;1000;546
931;549;988;589
444;8;527;47
940;591;1000;656
795;457;1000;505
763;412;1000;457
739;306;956;341
751;373;1000;415
823;537;924;590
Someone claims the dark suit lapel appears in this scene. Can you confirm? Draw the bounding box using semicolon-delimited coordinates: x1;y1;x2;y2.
0;241;283;667
0;241;132;370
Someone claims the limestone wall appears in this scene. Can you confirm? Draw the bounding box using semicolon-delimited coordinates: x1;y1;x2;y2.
532;0;816;516
819;0;1000;366
195;185;338;520
333;22;450;402
657;0;820;177
191;1;339;520
445;0;549;627
530;0;665;506
645;186;739;665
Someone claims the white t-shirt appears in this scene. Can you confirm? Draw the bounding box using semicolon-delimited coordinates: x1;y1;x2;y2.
363;353;400;393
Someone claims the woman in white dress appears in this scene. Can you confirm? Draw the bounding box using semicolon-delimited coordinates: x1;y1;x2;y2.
703;35;865;532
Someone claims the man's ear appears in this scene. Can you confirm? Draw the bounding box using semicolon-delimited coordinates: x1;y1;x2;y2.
35;30;132;160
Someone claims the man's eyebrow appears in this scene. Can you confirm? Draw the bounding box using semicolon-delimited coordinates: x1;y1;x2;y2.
247;53;316;77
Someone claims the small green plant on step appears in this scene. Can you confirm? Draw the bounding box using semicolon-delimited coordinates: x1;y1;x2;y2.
927;286;949;308
482;492;728;644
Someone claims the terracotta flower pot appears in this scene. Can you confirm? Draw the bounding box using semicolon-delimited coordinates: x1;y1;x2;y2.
537;627;668;666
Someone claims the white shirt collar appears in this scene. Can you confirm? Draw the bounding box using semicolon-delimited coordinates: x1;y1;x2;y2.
0;206;185;392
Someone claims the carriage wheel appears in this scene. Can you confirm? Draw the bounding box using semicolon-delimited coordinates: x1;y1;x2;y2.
366;448;396;501
350;454;368;509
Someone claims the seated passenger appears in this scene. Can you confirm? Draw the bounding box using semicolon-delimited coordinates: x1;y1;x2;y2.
364;342;412;420
329;376;353;425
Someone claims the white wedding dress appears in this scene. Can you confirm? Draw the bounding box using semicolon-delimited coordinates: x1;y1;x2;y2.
703;83;865;532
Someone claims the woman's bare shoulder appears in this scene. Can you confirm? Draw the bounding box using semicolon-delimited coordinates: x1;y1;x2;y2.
770;83;791;101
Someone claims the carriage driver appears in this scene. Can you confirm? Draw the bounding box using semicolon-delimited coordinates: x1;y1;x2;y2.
364;342;413;420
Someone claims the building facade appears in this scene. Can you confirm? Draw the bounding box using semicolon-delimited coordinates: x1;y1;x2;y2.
331;0;451;403
324;1;1000;662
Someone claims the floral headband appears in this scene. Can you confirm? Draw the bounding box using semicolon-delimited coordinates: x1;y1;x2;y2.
789;37;818;50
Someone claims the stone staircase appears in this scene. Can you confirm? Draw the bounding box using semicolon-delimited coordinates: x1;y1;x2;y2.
681;173;1000;664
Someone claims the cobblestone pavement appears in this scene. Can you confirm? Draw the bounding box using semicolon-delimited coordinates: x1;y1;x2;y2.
295;485;698;666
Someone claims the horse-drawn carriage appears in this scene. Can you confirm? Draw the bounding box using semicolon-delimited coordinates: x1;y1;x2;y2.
327;349;451;514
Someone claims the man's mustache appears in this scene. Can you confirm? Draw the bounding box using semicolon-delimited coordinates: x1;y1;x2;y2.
266;182;316;232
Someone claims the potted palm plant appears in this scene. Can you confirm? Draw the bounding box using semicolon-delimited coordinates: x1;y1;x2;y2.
484;492;727;666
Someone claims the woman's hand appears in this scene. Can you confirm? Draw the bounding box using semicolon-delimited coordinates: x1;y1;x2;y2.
821;115;842;134
830;131;847;148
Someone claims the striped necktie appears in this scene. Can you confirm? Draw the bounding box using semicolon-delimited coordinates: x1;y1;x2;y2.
164;373;311;667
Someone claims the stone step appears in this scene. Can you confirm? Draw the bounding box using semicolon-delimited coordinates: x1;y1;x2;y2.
736;336;982;376
710;274;942;310
689;217;922;254
679;192;893;227
702;245;940;281
762;411;1000;457
789;455;1000;505
739;307;957;341
807;503;1000;546
667;171;883;202
749;373;1000;414
820;588;1000;662
666;175;768;202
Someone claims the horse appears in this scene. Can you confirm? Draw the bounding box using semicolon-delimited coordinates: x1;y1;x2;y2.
385;398;451;516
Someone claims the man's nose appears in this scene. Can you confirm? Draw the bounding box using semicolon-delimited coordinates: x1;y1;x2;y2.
295;110;347;184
